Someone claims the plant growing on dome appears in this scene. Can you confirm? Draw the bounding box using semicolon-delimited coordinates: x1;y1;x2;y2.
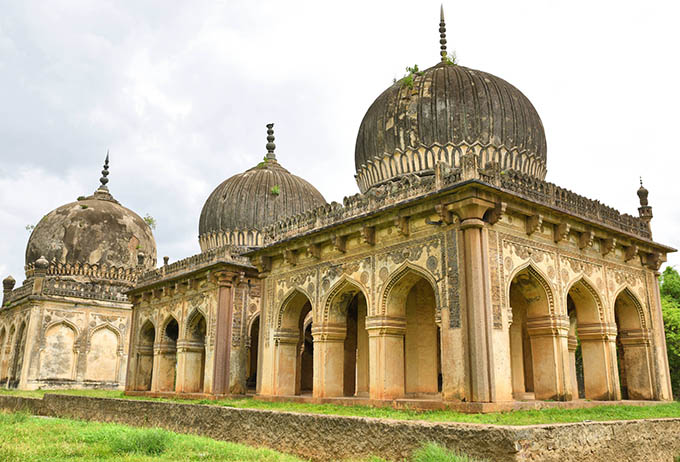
444;51;457;66
270;185;280;196
399;64;424;89
25;224;35;232
143;214;156;230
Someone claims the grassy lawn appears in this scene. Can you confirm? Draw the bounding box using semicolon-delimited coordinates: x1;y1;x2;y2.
0;411;305;462
0;411;485;462
1;388;679;426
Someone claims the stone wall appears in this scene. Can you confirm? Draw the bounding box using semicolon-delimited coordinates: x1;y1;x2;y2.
1;394;679;461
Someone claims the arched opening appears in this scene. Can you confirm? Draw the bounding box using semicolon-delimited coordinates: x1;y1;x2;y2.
182;311;207;393
614;289;654;400
0;327;7;382
383;269;440;398
567;279;617;400
157;317;179;392
40;323;76;382
86;327;119;383
273;290;312;396
135;320;155;391
301;312;313;393
9;322;26;387
319;281;370;398
509;267;565;400
4;326;15;385
246;314;260;390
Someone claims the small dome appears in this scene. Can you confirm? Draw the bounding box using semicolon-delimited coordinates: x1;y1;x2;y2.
199;124;326;250
25;156;157;271
354;11;546;193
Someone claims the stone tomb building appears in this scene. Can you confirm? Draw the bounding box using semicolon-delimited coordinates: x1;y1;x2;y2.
124;11;674;406
3;10;674;406
0;158;157;390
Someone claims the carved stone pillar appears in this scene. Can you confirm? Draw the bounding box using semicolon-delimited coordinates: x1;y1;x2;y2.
578;322;620;400
212;272;235;395
365;315;406;400
312;323;346;398
451;197;495;402
272;328;299;396
618;328;654;400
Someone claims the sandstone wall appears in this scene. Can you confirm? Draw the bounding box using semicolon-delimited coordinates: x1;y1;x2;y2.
1;394;678;462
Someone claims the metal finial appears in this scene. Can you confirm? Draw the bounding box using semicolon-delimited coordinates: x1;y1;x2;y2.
265;123;276;160
439;4;447;62
640;176;643;187
99;151;110;189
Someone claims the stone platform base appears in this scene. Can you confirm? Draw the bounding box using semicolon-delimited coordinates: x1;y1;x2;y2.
1;394;679;461
125;389;667;413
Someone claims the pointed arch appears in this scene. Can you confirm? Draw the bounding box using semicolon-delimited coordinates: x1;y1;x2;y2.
506;262;556;316
276;288;313;331
184;308;207;340
613;286;647;330
379;263;441;396
40;321;77;381
134;318;155;391
380;262;440;317
566;277;604;323
322;275;369;324
86;325;120;382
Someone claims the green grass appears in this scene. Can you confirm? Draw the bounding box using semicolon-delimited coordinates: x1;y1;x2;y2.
0;410;306;461
411;443;486;462
0;411;486;462
2;388;680;426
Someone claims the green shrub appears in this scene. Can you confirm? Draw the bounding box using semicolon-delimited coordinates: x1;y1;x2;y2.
411;442;486;462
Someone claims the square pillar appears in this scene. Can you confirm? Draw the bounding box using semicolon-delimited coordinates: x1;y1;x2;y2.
366;316;406;400
312;324;346;398
526;315;571;401
272;329;299;396
619;329;654;400
578;323;620;400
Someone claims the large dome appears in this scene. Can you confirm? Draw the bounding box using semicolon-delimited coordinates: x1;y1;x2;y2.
354;14;546;193
199;124;326;250
25;157;157;271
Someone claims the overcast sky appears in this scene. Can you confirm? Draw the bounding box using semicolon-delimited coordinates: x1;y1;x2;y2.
1;0;679;283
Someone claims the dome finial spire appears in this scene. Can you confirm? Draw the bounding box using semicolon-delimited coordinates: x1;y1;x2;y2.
265;123;276;160
439;4;447;62
99;150;110;189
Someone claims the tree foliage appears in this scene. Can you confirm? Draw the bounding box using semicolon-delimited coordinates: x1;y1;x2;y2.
661;266;680;399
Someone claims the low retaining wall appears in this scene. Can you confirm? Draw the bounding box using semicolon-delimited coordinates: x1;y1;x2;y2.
1;394;679;461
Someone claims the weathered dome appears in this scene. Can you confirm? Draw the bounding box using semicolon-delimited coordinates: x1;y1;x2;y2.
354;12;546;193
25;157;157;271
198;124;326;251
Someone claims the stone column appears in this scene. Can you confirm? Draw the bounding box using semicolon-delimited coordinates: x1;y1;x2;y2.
272;328;300;396
212;272;235;395
567;334;579;398
177;340;205;393
312;323;346;398
578;322;620;400
450;197;495;402
365;315;406;400
526;315;570;400
618;328;654;400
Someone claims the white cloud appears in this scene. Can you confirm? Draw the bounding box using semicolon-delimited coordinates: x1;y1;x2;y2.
1;0;679;284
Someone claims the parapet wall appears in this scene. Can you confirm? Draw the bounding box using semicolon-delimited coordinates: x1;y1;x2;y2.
1;394;679;462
